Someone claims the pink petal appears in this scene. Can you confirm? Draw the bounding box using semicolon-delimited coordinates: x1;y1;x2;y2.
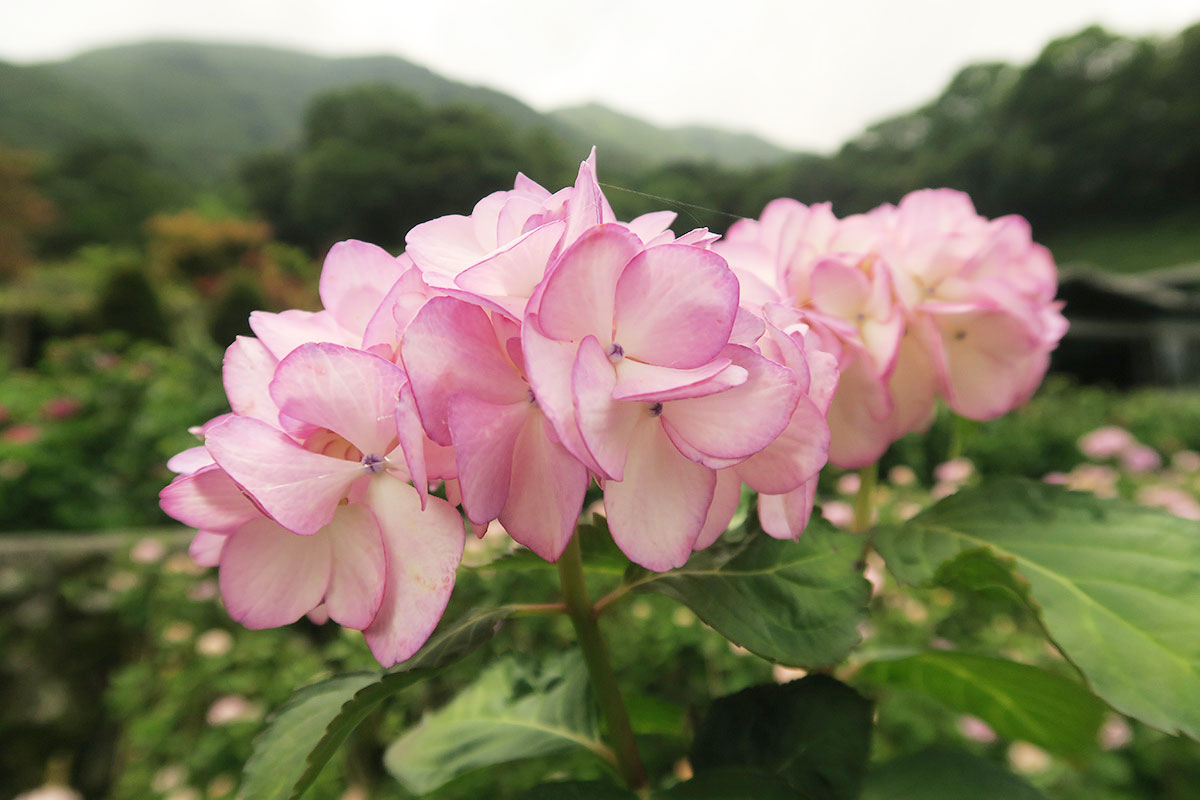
270;343;407;457
627;210;677;244
730;306;767;346
521;317;605;475
219;518;332;629
363;478;465;667
694;469;743;551
392;383;430;506
809;258;871;319
167;445;213;475
825;352;894;469
401;296;527;446
249;309;358;360
613;245;739;368
572;336;642;480
886;329;938;438
603;417;716;571
661;346;799;460
928;309;1044;420
205;416;364;535
561;150;612;247
454;221;565;318
160;465;261;532
188;529;228;567
361;262;431;354
323;504;388;630
447;394;529;524
405;214;488;277
501;410;589;562
757;480;817;540
319;240;407;335
535;224;641;344
223;336;280;426
611;357;745;403
734;395;829;494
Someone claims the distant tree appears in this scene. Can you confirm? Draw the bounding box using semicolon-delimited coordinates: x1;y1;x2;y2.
38;137;185;255
241;85;571;253
0;146;55;281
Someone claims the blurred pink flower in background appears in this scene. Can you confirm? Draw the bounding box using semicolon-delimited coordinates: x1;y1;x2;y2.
958;715;998;744
934;457;975;485
1120;444;1162;474
1078;425;1135;460
2;423;43;445
40;396;82;420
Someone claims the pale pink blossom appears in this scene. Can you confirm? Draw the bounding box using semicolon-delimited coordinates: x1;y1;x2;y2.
1121;444;1162;474
1078;426;1136;460
934;457;975;485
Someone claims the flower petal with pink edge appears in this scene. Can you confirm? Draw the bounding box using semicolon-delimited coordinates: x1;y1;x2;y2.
222;336;280;425
535;224;641;345
501;411;589;562
573;336;642;480
613;245;739;368
694;469;743;551
447;394;528;524
757;480;817;540
160;465;261;532
454;221;565;319
219;518;332;629
603;417;716;571
405;214;487;277
322;504;388;630
824;351;894;469
661;346;799;460
270;343;406;458
205;416;364;535
319;240;407;335
391;383;430;506
363;477;465;667
401;296;527;445
734;394;829;494
522;316;605;475
189;530;228;567
249;309;358;360
611;357;744;403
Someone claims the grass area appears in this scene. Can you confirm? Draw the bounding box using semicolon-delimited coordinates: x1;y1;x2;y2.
1043;208;1200;273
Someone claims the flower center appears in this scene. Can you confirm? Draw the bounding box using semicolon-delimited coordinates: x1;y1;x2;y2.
648;402;664;418
608;343;625;363
361;453;386;474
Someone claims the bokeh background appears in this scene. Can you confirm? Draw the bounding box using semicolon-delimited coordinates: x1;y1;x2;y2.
2;2;1200;798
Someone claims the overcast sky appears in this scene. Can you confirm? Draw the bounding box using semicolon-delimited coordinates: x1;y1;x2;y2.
2;1;1196;151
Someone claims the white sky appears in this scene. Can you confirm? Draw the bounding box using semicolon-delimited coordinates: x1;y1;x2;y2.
1;0;1196;151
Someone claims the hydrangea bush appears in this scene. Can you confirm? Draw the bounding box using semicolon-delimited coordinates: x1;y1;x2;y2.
159;152;1200;799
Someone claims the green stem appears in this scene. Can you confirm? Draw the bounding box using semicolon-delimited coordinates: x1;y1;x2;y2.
852;463;877;534
557;534;648;792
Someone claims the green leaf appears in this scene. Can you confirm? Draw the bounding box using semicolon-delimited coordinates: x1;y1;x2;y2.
628;519;870;666
384;651;611;794
241;605;515;800
690;675;872;800
517;781;637;799
241;672;378;800
857;651;1105;757
661;767;805;799
874;478;1200;739
860;748;1046;800
625;692;688;739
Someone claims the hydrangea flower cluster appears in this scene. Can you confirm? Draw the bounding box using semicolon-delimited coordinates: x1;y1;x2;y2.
716;190;1067;467
160;153;837;665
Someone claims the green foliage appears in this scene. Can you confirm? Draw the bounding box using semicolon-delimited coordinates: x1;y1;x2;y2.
861;748;1047;800
243;605;515;800
518;781;637;799
690;676;872;800
875;478;1200;739
627;518;871;667
0;335;225;530
660;768;803;799
857;652;1106;758
384;652;607;794
96;267;172;344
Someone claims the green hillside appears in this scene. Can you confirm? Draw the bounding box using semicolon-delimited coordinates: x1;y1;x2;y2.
0;41;794;179
550;102;789;167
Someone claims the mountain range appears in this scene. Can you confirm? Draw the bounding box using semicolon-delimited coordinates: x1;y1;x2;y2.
0;41;792;178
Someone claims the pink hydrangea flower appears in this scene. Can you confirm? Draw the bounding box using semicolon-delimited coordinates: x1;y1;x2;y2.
716;189;1066;467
